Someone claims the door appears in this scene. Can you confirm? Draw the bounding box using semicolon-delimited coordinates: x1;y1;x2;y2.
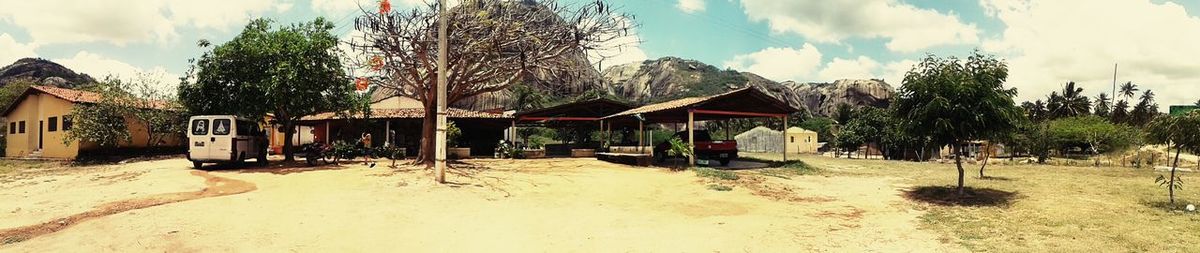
38;120;43;150
211;118;233;160
189;118;211;160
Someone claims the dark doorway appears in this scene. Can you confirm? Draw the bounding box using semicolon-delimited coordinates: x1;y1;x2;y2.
38;120;43;149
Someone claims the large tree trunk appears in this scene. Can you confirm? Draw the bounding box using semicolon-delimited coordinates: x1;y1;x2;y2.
954;143;965;196
417;106;437;165
282;119;296;161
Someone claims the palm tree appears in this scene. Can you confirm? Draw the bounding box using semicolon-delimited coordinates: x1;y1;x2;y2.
1094;93;1111;118
1119;81;1139;101
1048;81;1091;119
1130;89;1158;126
1111;100;1130;124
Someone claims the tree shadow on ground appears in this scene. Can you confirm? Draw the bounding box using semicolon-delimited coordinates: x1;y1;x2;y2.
202;160;350;175
904;186;1019;207
979;176;1015;181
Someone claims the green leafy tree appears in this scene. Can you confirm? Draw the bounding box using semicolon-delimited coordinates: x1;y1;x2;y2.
64;76;188;150
1046;115;1140;157
179;18;362;161
1145;111;1200;204
893;51;1023;195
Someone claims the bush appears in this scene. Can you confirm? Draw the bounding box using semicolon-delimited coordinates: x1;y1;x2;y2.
707;184;733;191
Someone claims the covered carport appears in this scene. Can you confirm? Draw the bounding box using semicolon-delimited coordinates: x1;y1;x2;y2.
510;98;634;156
602;87;799;165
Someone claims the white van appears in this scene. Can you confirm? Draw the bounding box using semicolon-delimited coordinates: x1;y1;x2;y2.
187;115;268;169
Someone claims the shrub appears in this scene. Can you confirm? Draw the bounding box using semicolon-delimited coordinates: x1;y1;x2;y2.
707;184;733;191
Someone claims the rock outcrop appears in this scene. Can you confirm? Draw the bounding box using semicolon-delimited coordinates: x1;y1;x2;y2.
601;57;892;116
785;79;894;117
0;58;96;88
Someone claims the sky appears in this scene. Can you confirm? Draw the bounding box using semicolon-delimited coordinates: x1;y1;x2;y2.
1;0;1198;109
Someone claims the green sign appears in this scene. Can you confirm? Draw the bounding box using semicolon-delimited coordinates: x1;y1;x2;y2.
1169;105;1200;116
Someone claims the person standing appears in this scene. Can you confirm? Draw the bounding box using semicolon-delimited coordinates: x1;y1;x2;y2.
361;132;375;168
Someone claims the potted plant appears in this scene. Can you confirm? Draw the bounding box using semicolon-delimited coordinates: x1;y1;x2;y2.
445;122;471;159
665;137;694;169
524;138;546;159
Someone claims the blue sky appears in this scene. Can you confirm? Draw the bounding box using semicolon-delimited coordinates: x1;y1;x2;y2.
1;0;1198;109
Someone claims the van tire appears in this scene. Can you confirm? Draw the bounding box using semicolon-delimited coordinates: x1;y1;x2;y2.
193;161;203;169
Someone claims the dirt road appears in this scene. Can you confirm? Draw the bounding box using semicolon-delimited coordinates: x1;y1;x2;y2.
0;158;960;252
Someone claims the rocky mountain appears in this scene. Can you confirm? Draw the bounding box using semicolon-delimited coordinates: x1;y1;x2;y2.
786;79;894;117
0;58;97;88
600;57;893;117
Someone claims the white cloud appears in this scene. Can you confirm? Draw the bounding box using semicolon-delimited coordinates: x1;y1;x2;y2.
0;0;290;46
588;17;648;70
737;0;979;52
980;0;1200;108
55;51;181;95
817;56;880;81
0;33;38;66
677;0;706;13
882;59;917;86
723;44;823;82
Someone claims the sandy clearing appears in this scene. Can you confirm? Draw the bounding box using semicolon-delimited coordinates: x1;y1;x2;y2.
1;158;961;252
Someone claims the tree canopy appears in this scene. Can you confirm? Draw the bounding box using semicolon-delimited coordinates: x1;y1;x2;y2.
1145;111;1200;204
892;51;1023;195
179;17;364;161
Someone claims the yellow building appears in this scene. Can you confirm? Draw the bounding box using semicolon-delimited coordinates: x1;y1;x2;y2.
2;86;181;159
785;127;819;154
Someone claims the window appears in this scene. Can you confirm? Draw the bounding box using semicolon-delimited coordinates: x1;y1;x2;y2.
63;117;72;131
18;121;25;134
790;136;795;143
191;119;209;135
8;122;13;134
47;117;58;132
235;120;254;136
807;136;812;143
212;119;231;135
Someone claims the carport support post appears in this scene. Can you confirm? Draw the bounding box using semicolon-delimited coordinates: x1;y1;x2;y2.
782;115;788;162
510;120;516;142
688;110;696;166
638;120;644;153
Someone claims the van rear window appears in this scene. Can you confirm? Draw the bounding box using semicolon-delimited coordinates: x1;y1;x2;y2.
213;119;231;135
191;119;209;135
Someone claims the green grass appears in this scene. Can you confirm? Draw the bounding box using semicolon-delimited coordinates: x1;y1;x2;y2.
744;153;1200;252
706;184;733;191
693;167;739;180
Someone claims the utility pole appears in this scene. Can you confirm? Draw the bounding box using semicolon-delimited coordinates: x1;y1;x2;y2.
434;0;449;183
1111;63;1118;98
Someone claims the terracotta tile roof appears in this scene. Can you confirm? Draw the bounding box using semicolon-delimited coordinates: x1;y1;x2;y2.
32;85;102;103
300;108;512;121
2;86;178;116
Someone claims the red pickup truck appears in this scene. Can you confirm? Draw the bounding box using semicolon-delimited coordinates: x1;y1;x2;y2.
655;130;738;166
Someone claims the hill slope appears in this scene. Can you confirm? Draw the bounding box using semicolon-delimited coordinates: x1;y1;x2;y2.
0;58;96;88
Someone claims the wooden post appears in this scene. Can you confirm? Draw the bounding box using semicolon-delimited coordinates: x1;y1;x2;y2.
434;0;448;183
638;120;644;153
385;121;391;146
324;121;331;144
782;115;788;162
510;120;516;142
688;110;695;166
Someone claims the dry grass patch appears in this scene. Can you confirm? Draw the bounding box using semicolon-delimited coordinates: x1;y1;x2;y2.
748;153;1200;252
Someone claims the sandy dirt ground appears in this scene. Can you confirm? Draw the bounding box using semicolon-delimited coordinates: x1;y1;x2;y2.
0;157;962;252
